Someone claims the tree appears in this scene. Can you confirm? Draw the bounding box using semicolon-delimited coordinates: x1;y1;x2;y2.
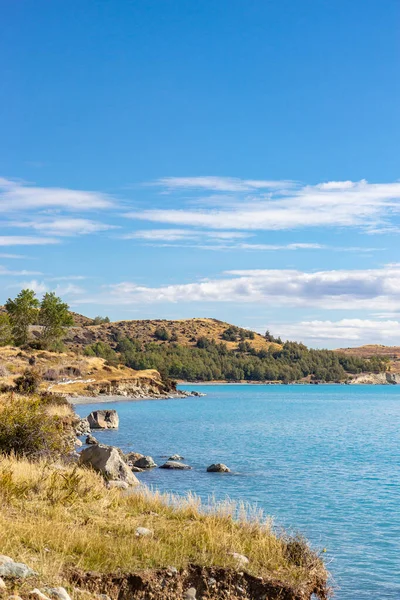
93;315;110;325
39;292;74;350
5;289;39;346
0;314;12;346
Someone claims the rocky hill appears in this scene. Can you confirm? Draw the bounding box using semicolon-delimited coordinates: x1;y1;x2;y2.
335;344;400;373
61;317;279;353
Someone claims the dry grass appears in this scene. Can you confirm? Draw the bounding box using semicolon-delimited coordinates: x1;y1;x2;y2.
0;455;328;594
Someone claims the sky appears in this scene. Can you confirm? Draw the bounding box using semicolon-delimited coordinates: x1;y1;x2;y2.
1;0;400;348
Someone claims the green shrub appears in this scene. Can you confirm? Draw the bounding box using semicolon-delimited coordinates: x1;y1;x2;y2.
14;369;42;394
0;395;72;457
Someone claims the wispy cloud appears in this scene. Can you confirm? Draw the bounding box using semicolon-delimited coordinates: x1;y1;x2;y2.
0;266;42;276
7;279;86;296
0;253;28;259
76;264;400;311
0;236;59;246
277;318;400;345
10;217;117;237
0;177;115;211
130;178;400;232
124;229;251;242
152;176;295;192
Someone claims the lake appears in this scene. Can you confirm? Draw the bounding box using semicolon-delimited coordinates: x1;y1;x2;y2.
74;384;400;599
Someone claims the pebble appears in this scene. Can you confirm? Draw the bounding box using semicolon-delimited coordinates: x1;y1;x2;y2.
184;587;197;600
30;590;52;600
43;587;72;600
135;526;153;537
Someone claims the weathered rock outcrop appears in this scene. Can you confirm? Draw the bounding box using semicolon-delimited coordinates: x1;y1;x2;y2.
349;372;400;384
87;409;119;429
79;445;139;486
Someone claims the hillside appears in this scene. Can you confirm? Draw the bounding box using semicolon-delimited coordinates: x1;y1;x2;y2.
62;317;279;353
335;344;400;373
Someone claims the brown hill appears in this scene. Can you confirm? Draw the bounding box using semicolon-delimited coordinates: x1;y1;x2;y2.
335;344;400;373
63;317;279;353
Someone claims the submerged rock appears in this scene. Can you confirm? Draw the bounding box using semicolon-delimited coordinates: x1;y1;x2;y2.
87;409;119;429
207;463;231;473
79;444;139;486
159;460;192;470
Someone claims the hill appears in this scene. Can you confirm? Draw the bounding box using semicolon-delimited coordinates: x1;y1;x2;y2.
335;344;400;373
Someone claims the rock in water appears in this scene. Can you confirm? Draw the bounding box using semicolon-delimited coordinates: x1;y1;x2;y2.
133;455;157;469
168;454;184;461
79;444;139;486
159;460;192;470
85;434;99;445
207;463;231;473
86;409;119;429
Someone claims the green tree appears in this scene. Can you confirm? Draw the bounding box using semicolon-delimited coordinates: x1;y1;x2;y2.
39;292;74;350
5;289;39;346
0;314;12;346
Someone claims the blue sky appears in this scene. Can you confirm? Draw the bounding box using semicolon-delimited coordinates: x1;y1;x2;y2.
1;0;400;347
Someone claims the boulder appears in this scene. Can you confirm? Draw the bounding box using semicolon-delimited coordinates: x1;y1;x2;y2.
79;445;139;486
75;417;90;436
168;454;184;461
85;434;99;445
133;455;157;469
159;461;192;470
125;451;144;464
207;463;231;473
0;560;37;579
86;409;119;429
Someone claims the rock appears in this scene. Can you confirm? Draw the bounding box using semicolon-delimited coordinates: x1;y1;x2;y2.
184;587;197;599
0;556;13;566
207;577;217;587
8;596;23;600
133;456;157;469
166;566;178;575
131;466;144;472
30;590;52;600
168;454;184;461
125;451;144;464
0;577;6;589
230;552;249;566
87;409;119;429
207;463;231;473
79;444;139;486
135;526;153;537
0;561;37;579
85;434;99;445
75;417;90;436
159;460;192;470
106;480;129;490
74;438;83;447
43;588;72;600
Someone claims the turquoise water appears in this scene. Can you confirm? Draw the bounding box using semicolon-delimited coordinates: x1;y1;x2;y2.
75;384;400;598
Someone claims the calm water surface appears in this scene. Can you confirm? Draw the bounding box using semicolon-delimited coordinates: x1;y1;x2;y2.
75;384;400;599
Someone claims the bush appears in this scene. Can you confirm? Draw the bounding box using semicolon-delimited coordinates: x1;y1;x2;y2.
43;368;59;381
154;326;170;341
0;395;72;457
14;369;42;394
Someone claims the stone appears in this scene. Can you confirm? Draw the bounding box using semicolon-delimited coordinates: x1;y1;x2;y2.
125;451;144;464
30;590;52;600
230;552;249;566
43;588;72;600
75;417;90;436
0;577;6;589
86;409;119;429
0;556;13;566
74;438;83;447
8;596;23;600
135;526;153;537
0;560;37;579
132;456;157;469
207;577;217;587
131;466;144;472
106;480;129;490
85;434;99;445
207;463;231;473
168;454;184;461
184;587;197;599
79;444;139;486
159;460;191;470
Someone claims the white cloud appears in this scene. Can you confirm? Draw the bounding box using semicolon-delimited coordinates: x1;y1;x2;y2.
7;280;85;296
0;266;42;276
152;176;294;192
125;229;251;242
77;264;400;311
0;177;114;211
0;253;28;259
11;218;116;236
0;236;59;246
277;318;400;346
130;178;400;232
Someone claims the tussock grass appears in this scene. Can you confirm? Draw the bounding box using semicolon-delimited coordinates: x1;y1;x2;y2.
0;455;328;593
